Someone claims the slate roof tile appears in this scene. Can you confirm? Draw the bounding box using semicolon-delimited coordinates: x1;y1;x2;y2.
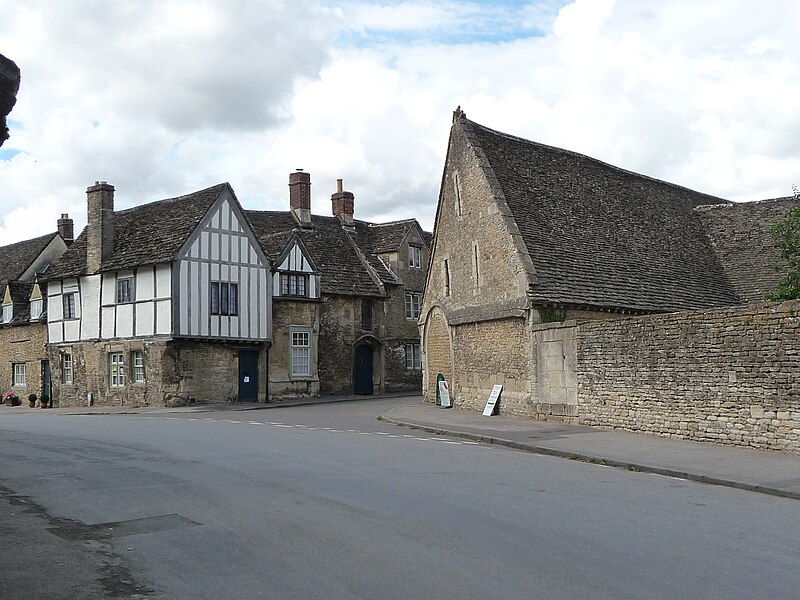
0;232;58;293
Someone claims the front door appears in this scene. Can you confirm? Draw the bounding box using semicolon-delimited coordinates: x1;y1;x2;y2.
353;344;373;395
238;350;259;402
41;360;52;407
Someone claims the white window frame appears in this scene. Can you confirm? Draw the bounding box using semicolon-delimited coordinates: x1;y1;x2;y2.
405;343;421;370
30;298;43;320
132;351;145;384
116;277;135;304
109;352;125;388
12;363;26;387
408;246;421;269
2;303;11;323
280;273;309;297
405;293;421;320
290;327;312;378
61;353;73;385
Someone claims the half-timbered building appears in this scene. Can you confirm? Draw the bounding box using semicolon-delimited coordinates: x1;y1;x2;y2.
45;182;272;407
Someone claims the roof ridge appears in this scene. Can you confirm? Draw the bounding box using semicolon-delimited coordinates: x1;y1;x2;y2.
115;182;228;215
0;231;57;253
465;118;730;205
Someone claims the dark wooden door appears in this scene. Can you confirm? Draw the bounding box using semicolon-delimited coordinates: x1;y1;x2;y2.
238;350;259;402
353;345;373;395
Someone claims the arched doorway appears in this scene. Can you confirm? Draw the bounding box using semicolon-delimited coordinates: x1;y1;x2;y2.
423;308;453;402
353;343;373;395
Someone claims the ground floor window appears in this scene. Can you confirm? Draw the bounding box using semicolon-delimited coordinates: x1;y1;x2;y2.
12;363;26;386
109;352;125;388
405;343;421;370
132;351;145;383
61;353;73;384
290;327;312;377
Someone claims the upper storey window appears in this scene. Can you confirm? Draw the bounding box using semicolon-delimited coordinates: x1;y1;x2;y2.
211;282;239;315
280;273;309;297
63;293;77;319
408;246;422;269
117;276;134;303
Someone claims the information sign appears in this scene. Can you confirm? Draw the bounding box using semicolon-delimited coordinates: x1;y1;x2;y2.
482;384;503;416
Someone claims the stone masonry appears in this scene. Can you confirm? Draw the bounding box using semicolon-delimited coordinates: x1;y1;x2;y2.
0;322;47;404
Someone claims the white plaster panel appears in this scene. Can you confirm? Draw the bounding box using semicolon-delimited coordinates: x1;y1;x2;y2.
64;320;80;341
221;200;230;230
137;268;155;301
220;316;229;337
179;261;189;335
240;238;248;266
101;273;116;305
189;261;199;335
231;237;239;263
200;231;209;260
221;264;229;280
221;232;229;262
63;279;79;293
101;307;115;338
211;315;220;337
230;266;239;283
156;299;171;335
230;316;239;338
211;232;220;261
211;262;220;281
80;275;101;340
259;269;269;339
49;293;63;321
212;207;220;229
200;262;209;336
272;273;280;296
116;303;134;338
155;264;171;298
135;302;155;337
249;267;258;337
47;281;61;297
48;322;63;343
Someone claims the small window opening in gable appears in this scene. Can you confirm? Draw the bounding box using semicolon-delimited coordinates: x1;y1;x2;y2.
443;259;451;296
473;242;480;289
408;245;421;269
453;172;464;216
30;298;43;320
280;273;309;297
2;303;11;324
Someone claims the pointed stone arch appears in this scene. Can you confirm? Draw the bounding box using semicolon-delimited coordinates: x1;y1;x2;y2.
422;306;454;403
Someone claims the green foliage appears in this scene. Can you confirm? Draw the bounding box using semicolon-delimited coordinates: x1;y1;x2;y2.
766;187;800;301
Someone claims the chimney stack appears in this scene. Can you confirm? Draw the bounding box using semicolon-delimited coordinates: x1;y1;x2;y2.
331;178;354;226
86;181;115;274
57;213;74;244
289;169;312;227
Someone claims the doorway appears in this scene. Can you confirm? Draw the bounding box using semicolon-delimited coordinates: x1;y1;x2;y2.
353;344;373;395
238;350;259;402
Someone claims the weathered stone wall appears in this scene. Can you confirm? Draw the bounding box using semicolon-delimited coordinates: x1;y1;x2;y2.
0;322;47;403
270;299;320;398
577;301;800;453
422;310;453;401
49;339;266;407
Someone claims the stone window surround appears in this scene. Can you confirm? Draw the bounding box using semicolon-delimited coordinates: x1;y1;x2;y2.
290;326;313;379
109;352;125;388
405;343;421;370
408;245;422;269
61;352;73;385
132;350;145;384
12;362;26;387
405;292;422;320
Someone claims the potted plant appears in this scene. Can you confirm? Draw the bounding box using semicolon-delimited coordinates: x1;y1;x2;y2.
3;391;20;406
28;393;37;408
40;393;50;409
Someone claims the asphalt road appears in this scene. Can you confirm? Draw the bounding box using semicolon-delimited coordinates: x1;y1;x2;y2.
1;397;799;599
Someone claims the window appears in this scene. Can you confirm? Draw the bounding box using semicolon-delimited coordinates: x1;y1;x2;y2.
1;303;11;323
116;277;134;303
443;259;451;297
290;328;311;377
473;242;480;288
408;246;421;269
453;172;463;216
132;351;144;383
405;292;421;320
405;344;421;370
210;282;239;315
12;363;25;387
361;299;373;331
30;298;43;320
109;352;125;388
280;273;309;297
61;353;73;384
63;293;76;319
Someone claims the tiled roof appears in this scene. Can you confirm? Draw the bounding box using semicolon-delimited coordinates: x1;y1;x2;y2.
697;196;800;302
47;184;228;279
463;117;741;312
246;211;387;297
0;232;58;293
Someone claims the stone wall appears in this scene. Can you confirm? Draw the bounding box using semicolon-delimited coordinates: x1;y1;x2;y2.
0;322;48;404
577;301;800;453
270;299;320;398
50;339;266;407
422;310;452;401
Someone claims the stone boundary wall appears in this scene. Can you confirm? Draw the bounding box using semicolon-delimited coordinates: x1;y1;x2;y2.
577;300;800;453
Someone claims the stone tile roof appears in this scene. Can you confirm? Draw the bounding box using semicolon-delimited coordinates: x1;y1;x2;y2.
0;232;58;295
463;117;741;312
246;211;388;297
697;196;800;302
47;183;228;279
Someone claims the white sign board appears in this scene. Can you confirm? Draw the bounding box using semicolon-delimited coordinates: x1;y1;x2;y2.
438;380;452;408
482;384;503;416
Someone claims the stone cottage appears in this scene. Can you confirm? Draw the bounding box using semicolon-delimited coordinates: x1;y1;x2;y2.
45;182;273;407
247;171;430;398
0;216;72;403
421;108;800;418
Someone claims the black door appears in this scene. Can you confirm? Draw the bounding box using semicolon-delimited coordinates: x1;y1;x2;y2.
353;344;373;395
41;360;52;407
238;350;259;402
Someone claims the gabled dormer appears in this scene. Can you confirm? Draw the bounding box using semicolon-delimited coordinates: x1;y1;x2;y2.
28;280;44;321
272;234;320;300
1;286;12;324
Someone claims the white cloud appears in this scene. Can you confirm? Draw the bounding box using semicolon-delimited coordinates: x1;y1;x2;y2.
1;0;799;245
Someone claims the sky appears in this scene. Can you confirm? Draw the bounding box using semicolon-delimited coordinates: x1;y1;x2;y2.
1;0;800;243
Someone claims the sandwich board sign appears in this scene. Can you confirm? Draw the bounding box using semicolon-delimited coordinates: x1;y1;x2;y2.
483;384;502;416
438;380;452;408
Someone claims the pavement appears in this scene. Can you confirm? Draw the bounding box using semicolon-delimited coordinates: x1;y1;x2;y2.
3;393;799;501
